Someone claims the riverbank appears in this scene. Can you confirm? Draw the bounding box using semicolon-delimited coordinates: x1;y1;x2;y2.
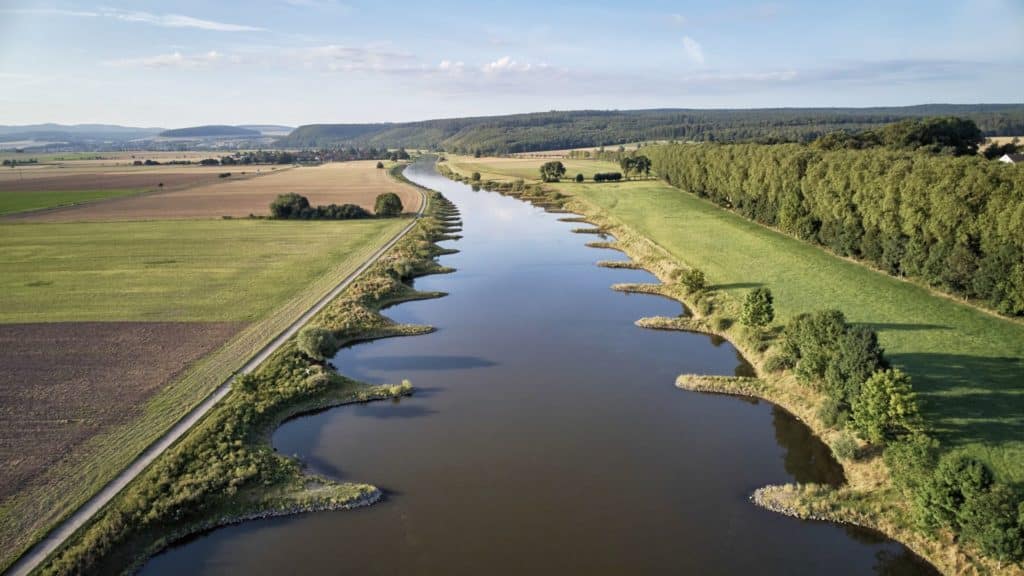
435;161;1015;575
34;186;465;574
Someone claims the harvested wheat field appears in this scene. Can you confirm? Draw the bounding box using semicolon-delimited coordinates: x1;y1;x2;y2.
0;321;243;500
14;160;421;221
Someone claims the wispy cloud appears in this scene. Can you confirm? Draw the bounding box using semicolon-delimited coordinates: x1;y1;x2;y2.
682;36;705;65
1;7;264;32
106;51;225;69
282;0;350;9
103;9;265;32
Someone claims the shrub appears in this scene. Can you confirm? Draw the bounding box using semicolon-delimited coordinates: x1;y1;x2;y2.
740;287;774;327
713;316;732;331
512;179;526;192
679;268;707;293
471;171;481;181
884;433;940;495
317;203;369;219
851;369;921;444
296;326;337;361
816;396;847;427
831;433;858;461
593;172;623;182
763;354;791;373
376;161;384;169
374;193;404;217
575;173;584;183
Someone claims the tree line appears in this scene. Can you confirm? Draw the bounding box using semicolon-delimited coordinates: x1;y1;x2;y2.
646;137;1024;316
269;192;403;219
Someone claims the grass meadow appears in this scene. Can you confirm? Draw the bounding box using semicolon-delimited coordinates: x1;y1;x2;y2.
0;188;146;215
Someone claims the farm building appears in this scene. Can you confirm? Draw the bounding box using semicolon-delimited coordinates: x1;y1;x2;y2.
998;153;1024;164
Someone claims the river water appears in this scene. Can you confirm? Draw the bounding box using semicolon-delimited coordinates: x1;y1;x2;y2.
142;159;934;575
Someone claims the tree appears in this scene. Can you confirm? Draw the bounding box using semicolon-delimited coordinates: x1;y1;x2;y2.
851;369;921;443
471;172;481;181
959;484;1024;564
740;287;774;327
884;433;940;494
539;161;566;182
374;193;404;217
270;193;311;219
575;173;584;183
620;156;636;178
376;161;384;169
915;454;994;532
296;326;337;360
633;155;652;177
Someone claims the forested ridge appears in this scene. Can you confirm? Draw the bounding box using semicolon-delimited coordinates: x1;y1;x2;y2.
645;142;1024;316
279;105;1024;153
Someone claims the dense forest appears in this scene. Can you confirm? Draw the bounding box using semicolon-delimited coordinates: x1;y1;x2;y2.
644;139;1024;316
278;105;1024;154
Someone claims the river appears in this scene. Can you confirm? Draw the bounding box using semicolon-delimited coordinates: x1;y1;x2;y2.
142;159;934;575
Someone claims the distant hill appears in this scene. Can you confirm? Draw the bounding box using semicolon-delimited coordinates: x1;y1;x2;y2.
159;125;261;138
277;104;1024;154
0;124;163;142
238;125;294;136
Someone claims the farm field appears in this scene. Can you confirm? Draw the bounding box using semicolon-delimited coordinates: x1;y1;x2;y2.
0;188;144;216
0;215;409;569
454;157;1024;483
12;160;421;221
447;156;620;181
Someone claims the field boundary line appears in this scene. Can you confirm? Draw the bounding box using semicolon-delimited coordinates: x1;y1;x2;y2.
5;177;427;576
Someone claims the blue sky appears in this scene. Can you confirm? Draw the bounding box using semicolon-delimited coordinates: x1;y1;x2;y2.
1;0;1022;127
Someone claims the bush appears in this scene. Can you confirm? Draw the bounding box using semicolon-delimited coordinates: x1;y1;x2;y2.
851;369;921;444
679;268;706;293
374;193;404;217
713;316;732;331
575;173;584;182
816;396;848;427
296;326;338;361
376;161;384;169
740;287;774;327
471;172;481;181
884;433;939;495
763;354;791;373
593;172;623;182
317;203;369;219
831;433;858;461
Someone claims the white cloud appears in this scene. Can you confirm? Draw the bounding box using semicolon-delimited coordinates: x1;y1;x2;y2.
438;60;465;74
482;56;536;74
106;51;224;69
291;44;416;73
0;8;98;17
682;36;705;65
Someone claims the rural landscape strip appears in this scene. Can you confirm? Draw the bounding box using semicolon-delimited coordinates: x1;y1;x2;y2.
5;181;427;576
436;156;1023;575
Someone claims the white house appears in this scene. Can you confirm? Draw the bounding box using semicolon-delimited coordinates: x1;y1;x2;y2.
999;153;1024;164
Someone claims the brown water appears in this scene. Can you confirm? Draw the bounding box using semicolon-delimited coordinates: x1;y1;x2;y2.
142;159;935;575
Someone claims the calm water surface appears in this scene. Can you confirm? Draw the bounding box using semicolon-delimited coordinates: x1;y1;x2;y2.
143;160;934;575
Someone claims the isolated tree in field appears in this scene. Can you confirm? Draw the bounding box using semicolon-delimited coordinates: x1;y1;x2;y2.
575;173;584;183
374;192;404;217
851;369;921;443
740;287;774;327
297;326;337;361
376;161;384;169
539;161;566;182
633;155;652;177
619;156;636;179
270;193;311;219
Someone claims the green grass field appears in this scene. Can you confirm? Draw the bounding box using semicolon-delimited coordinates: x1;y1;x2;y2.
0;188;145;216
448;157;620;181
566;179;1024;482
0;219;404;323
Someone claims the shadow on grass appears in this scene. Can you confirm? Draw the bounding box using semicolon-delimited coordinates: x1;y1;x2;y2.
889;352;1024;448
853;322;951;332
710;282;765;290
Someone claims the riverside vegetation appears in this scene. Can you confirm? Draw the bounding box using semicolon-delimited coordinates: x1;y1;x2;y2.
36;186;463;574
438;152;1024;574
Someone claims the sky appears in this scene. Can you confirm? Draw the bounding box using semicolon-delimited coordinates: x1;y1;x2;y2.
0;0;1022;127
